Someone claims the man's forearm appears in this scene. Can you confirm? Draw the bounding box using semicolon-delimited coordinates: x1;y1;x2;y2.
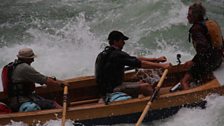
138;57;157;62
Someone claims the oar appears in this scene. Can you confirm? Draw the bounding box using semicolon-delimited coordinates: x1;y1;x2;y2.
135;69;169;126
61;84;68;126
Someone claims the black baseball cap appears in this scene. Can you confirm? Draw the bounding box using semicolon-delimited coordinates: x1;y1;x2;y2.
108;31;129;41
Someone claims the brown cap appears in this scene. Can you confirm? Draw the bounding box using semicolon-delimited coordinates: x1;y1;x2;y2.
108;31;129;41
17;48;37;59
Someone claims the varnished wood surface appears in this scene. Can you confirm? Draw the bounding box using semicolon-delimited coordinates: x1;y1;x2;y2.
0;64;223;125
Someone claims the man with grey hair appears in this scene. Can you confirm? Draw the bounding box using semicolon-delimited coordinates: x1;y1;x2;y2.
180;2;223;89
2;48;64;112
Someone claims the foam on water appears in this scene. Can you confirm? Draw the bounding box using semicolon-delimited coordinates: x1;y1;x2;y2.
0;0;224;125
147;94;224;126
0;0;191;91
4;119;75;126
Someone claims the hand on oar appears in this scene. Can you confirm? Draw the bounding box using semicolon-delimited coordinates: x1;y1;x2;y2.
135;69;169;126
156;56;167;62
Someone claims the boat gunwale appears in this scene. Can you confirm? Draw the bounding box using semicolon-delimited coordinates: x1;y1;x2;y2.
0;78;222;119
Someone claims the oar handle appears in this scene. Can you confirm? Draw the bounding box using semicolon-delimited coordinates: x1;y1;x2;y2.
61;84;68;126
135;69;168;126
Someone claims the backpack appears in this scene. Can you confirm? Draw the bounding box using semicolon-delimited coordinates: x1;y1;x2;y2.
19;101;41;112
201;19;224;49
0;102;12;114
95;46;115;95
105;92;132;103
95;46;115;80
1;61;22;96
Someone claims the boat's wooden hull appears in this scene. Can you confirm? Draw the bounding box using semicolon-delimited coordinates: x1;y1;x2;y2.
0;65;223;125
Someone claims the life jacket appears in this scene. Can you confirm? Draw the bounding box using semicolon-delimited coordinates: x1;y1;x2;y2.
2;61;20;96
95;46;115;96
200;19;224;50
0;102;12;114
1;60;35;97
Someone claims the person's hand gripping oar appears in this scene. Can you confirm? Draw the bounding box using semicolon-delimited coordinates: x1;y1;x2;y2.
135;68;169;126
61;82;69;126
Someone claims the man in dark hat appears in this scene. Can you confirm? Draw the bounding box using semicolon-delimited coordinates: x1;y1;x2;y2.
95;30;171;103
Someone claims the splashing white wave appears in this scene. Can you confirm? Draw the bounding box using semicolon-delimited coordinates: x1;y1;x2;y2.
149;94;224;126
0;0;224;125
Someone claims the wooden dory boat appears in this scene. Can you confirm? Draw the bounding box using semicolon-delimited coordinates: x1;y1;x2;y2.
0;64;224;125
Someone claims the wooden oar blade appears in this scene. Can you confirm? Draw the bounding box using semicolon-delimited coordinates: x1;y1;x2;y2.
135;69;168;126
61;85;68;126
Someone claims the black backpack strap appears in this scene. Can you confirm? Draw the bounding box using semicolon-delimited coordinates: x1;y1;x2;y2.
7;60;26;106
7;61;22;83
95;46;116;96
199;19;214;49
188;24;195;43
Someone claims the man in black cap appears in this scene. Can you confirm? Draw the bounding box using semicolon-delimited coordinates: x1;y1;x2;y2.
95;30;171;103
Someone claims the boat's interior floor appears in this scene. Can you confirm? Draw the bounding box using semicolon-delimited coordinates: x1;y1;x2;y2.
0;67;219;114
68;86;174;108
68;78;220;108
